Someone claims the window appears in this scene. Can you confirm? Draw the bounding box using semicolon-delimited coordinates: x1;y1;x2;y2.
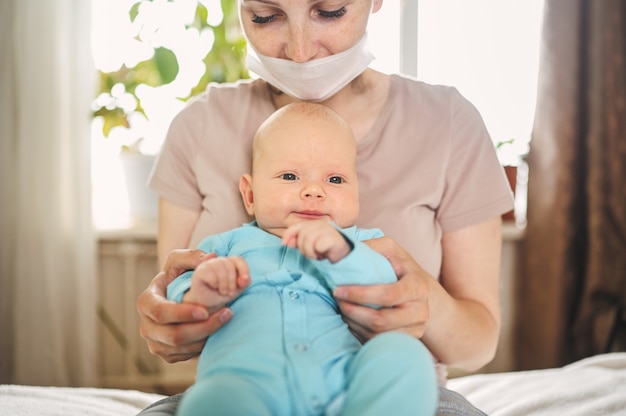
413;0;544;160
91;0;542;228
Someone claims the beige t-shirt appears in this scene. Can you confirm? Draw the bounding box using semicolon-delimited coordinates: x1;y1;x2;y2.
150;75;514;383
151;75;513;280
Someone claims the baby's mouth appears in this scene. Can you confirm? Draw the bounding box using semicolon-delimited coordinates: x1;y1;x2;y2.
295;210;326;219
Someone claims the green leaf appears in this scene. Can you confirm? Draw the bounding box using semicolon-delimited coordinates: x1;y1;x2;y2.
129;2;141;22
153;47;179;85
496;138;516;149
94;108;130;137
187;3;209;30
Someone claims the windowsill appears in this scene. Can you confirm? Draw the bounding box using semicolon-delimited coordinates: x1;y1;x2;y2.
96;218;158;241
96;218;525;242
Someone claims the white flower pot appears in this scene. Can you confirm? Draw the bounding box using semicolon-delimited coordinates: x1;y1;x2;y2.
119;152;158;221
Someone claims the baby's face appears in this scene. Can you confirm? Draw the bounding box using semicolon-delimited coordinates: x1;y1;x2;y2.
242;110;359;237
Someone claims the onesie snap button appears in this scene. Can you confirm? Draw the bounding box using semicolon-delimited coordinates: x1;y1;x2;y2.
288;290;299;300
310;395;323;410
289;272;302;281
294;343;308;352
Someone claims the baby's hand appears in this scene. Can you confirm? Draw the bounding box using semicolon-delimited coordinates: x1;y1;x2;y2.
183;256;250;314
282;220;352;263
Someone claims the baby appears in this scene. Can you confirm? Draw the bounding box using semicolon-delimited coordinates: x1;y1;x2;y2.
167;103;438;415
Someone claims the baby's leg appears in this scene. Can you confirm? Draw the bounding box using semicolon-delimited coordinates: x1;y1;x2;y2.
341;332;438;416
177;373;272;416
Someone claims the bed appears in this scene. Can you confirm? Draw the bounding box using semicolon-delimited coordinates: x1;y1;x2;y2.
1;352;625;416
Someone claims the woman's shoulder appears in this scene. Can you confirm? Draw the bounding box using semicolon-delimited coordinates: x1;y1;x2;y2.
181;78;268;114
389;74;467;106
167;78;273;137
387;74;485;130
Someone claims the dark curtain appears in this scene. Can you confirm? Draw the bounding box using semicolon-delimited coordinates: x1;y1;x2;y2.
517;0;626;370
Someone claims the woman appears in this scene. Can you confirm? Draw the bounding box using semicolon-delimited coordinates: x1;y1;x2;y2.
137;0;513;414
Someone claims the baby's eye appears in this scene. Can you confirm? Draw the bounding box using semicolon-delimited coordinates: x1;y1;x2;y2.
281;173;298;181
327;176;344;184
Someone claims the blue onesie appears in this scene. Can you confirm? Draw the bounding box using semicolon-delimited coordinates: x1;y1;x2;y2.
167;222;438;416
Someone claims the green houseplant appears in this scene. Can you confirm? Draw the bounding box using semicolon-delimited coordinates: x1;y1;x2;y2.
93;0;248;143
496;138;529;222
92;0;249;221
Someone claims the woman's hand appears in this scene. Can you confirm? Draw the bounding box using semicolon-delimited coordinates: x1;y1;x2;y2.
137;249;233;363
333;236;431;343
335;218;503;372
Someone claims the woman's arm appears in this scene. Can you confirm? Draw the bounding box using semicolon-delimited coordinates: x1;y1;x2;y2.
136;198;233;363
157;198;200;267
422;216;502;371
333;216;502;372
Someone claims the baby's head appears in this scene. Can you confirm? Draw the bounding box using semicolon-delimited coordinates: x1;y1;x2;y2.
239;103;360;237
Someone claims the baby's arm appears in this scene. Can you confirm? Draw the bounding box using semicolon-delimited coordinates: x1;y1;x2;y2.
283;222;396;308
168;257;250;314
282;220;353;263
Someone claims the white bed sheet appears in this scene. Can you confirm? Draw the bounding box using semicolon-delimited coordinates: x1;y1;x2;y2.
0;385;165;416
1;353;624;416
447;352;626;415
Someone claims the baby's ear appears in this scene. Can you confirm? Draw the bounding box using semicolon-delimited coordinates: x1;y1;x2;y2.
239;174;255;216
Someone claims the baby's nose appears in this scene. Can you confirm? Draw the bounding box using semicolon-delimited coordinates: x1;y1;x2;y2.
301;183;325;199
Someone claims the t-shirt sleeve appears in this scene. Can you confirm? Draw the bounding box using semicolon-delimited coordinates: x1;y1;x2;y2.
436;88;514;232
149;95;207;212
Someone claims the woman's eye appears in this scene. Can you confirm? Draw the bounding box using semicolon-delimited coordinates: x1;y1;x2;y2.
251;7;344;24
328;176;344;184
318;7;347;19
251;13;278;24
281;173;298;181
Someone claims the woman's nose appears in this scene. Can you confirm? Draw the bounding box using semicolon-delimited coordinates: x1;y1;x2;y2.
285;24;317;63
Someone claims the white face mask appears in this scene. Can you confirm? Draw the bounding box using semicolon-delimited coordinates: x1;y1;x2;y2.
246;34;375;102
